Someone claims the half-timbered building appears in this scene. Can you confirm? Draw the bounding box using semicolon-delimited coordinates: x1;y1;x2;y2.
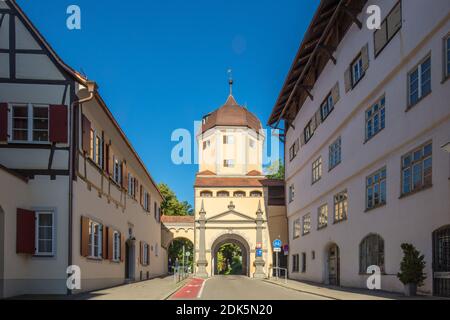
0;0;166;298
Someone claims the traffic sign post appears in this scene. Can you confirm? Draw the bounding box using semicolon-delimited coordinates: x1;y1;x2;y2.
272;239;282;279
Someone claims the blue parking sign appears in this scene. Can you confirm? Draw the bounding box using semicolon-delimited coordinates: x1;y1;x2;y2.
256;249;263;257
273;239;282;249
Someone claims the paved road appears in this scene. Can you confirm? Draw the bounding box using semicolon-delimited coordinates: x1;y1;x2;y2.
171;276;329;300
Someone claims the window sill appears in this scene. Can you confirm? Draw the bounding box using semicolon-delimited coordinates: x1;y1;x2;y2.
405;91;432;112
399;184;433;199
333;218;347;225
87;256;103;261
441;75;449;84
312;178;322;186
328;163;341;172
317;225;328;231
86;157;104;173
33;254;55;258
364;203;387;213
302;233;311;237
351;72;366;90
363;129;385;145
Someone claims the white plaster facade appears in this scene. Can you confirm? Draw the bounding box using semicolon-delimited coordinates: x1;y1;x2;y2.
281;0;450;296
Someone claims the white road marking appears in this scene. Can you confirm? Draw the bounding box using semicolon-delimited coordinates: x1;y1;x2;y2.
197;278;210;299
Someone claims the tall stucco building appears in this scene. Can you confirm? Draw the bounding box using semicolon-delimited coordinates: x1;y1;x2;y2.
268;0;450;296
194;84;288;278
0;0;166;298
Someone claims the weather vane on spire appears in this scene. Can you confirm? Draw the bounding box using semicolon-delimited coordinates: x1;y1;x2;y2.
227;68;233;96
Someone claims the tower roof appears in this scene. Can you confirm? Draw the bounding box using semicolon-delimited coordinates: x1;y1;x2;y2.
201;94;262;134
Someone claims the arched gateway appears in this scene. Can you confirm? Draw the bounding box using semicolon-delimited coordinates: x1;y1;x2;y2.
211;233;250;276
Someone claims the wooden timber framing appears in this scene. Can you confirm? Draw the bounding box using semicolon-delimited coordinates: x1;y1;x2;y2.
268;0;368;129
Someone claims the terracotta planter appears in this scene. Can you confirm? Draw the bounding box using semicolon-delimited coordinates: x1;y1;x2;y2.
404;283;417;296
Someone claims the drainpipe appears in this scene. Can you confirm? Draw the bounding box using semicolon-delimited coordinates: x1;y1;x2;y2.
67;81;96;295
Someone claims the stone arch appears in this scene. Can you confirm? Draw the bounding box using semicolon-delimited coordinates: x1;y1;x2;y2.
211;233;251;276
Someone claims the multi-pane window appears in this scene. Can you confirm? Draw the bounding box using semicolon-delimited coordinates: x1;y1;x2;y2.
401;142;432;195
320;93;334;121
128;174;136;198
445;35;450;80
334;191;348;223
293;218;301;239
302;214;311;236
143;243;150;266
11;104;49;143
113;231;121;261
359;234;385;273
223;159;235;168
304;120;313;143
352;55;364;86
88;221;103;258
143;190;150;212
113;157;122;185
223;135;235;144
408;56;431;107
366;96;385;141
200;191;213;197
318;204;328;230
233;191;245;197
366;167;387;210
288;184;295;203
217;191;229;197
250;191;262;197
289;139;299;161
90;129;103;168
312;157;322;184
35;211;54;255
329;137;341;170
292;254;299;273
301;253;306;273
33;106;49;142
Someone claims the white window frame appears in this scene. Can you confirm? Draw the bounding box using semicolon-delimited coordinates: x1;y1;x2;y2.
223;159;235;168
302;214;311;236
333;191;348;223
35;211;55;256
89;220;103;259
223;135;235;145
8;103;50;144
365;96;386;141
113;156;122;185
89;129;103;168
320;93;334;121
143;243;149;266
366;167;387;210
203;140;210;150
293;218;301;239
401;142;432;196
143;190;149;211
408;55;431;107
317;204;328;230
128;173;136;198
312;156;322;184
113;231;121;262
351;55;364;86
288;184;295;203
329;137;342;170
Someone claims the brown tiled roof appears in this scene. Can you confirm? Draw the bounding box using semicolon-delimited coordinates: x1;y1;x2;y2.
161;215;195;223
194;176;265;187
201;95;262;134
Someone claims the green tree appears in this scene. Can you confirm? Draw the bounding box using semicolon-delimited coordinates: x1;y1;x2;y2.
265;159;285;180
168;239;193;271
158;183;193;216
397;243;427;286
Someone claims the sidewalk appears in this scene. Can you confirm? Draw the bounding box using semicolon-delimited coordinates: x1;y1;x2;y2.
75;276;189;300
263;278;445;300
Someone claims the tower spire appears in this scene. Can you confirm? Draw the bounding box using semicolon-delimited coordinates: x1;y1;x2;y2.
227;68;233;96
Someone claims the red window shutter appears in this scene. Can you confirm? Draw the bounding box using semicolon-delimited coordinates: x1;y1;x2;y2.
81;115;91;153
80;216;90;257
108;146;114;177
0;103;8;142
140;185;143;206
107;227;113;261
121;161;128;190
140;241;143;265
16;209;35;254
102;225;108;260
49;105;68;143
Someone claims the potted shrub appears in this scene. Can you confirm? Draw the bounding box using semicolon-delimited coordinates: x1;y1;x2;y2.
397;243;426;296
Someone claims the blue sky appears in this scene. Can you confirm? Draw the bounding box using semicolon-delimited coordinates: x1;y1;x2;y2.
18;0;319;205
